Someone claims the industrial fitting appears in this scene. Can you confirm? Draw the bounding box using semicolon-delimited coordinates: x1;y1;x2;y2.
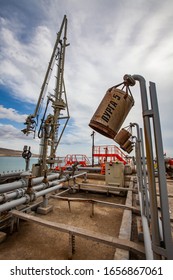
1;193;8;203
25;175;36;202
123;74;136;87
16;188;25;199
42;170;49;189
22;145;32;160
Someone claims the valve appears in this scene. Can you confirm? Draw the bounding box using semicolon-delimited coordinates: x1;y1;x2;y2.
22;146;32;160
22;146;32;171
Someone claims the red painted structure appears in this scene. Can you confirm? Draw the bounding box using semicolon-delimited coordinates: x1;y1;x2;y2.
55;154;90;171
64;154;90;167
93;145;128;165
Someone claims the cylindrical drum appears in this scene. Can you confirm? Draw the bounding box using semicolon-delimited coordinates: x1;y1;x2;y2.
114;128;131;146
126;144;133;154
120;140;133;153
121;139;132;150
89;88;134;139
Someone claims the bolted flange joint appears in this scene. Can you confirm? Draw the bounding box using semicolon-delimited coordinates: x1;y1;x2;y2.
16;188;25;198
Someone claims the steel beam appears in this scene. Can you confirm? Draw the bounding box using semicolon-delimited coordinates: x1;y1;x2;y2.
149;82;173;259
132;74;161;259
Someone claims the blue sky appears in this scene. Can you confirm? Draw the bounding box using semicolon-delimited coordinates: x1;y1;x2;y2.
0;0;173;157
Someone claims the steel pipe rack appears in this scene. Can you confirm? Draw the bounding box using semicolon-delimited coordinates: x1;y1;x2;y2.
0;172;87;213
0;180;60;203
130;74;173;259
0;184;62;213
0;173;60;194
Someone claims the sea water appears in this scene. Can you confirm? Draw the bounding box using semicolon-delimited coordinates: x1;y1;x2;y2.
0;157;38;174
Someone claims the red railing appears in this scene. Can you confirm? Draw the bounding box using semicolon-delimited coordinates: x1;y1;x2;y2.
64;154;90;167
93;145;128;164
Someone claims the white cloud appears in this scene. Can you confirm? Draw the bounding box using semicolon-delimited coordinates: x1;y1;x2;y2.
0;123;40;154
0;17;53;103
0;123;24;139
0;0;173;158
0;105;27;123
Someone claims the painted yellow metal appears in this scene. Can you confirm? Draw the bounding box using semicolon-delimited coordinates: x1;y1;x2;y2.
114;128;131;146
89;88;134;139
121;139;133;154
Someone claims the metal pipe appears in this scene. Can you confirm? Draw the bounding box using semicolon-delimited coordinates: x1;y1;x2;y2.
0;180;27;194
0;172;87;213
0;182;53;203
149;82;173;259
35;184;63;198
0;173;60;194
140;128;150;221
32;174;60;185
0;172;86;202
132;123;149;219
132;75;173;259
138;189;154;259
0;184;63;213
135;139;146;215
69;172;87;178
0;171;21;180
0;196;28;213
132;74;160;259
132;123;143;192
0;188;25;203
77;167;101;171
132;130;153;259
91;131;95;167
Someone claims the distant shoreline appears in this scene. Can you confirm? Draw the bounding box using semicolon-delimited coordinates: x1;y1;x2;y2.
0;147;38;158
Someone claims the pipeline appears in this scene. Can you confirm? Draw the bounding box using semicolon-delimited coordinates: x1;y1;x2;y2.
77;166;101;172
0;183;63;213
132;124;153;259
0;171;22;184
0;173;61;194
0;172;87;213
0;179;60;203
138;189;154;259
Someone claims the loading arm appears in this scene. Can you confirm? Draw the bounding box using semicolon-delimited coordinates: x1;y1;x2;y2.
22;15;69;136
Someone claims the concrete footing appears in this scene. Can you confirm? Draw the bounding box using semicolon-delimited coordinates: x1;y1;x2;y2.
37;205;53;215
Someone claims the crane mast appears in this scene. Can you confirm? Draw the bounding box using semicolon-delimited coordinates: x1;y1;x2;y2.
22;15;70;176
50;20;67;162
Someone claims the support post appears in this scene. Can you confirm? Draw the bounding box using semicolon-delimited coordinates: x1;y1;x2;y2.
149;82;173;259
132;75;161;259
91;131;95;167
133;132;154;259
140;128;150;222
